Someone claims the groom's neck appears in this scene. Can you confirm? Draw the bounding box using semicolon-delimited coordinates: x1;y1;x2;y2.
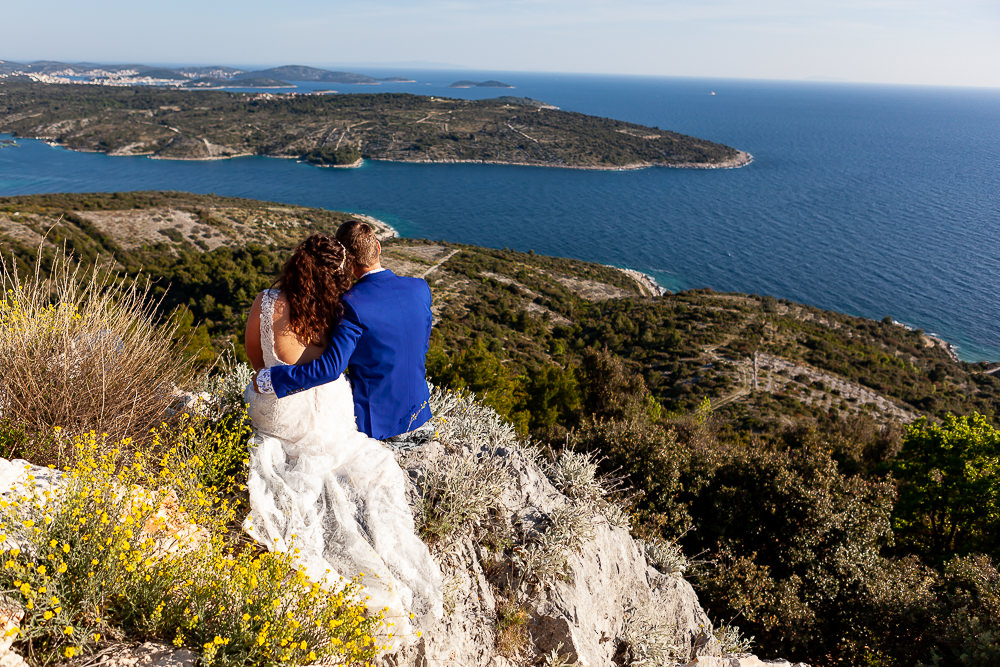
355;261;383;279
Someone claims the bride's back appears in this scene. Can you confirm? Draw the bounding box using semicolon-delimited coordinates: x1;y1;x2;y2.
245;290;325;370
244;233;353;371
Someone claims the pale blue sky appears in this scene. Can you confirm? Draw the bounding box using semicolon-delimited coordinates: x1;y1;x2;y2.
4;0;999;87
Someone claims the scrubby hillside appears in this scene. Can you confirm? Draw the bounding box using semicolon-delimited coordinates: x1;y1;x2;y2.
2;192;1000;666
4;191;995;431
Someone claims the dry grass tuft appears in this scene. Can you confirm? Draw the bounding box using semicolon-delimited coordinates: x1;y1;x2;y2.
0;248;196;462
494;596;530;660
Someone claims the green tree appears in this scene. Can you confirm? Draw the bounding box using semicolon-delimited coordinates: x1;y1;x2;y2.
578;347;650;421
426;339;528;433
524;364;580;439
893;413;1000;560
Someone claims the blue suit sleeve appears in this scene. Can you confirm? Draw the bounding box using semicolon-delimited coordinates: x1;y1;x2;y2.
424;283;433;354
268;303;363;398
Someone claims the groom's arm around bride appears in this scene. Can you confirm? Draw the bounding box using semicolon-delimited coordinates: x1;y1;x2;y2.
255;221;434;441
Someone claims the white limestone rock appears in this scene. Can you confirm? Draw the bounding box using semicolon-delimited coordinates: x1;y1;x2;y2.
380;441;724;666
683;656;811;667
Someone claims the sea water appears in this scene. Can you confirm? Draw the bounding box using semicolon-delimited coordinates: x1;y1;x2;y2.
0;71;998;359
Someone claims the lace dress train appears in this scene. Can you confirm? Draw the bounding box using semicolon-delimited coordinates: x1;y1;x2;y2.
243;290;443;635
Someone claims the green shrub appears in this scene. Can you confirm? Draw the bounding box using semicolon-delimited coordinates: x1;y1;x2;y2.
893;413;1000;561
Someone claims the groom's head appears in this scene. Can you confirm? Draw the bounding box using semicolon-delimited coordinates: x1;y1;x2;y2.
336;220;382;277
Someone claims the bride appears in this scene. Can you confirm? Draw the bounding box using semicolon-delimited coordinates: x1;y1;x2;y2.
241;232;443;638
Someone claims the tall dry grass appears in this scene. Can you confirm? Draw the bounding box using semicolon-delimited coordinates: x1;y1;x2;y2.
0;248;197;462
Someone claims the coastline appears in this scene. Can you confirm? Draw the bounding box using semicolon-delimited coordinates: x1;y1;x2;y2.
609;266;668;297
305;157;364;169
369;149;753;171
924;333;961;363
892;319;961;363
349;213;398;240
148;152;255;161
27;135;752;171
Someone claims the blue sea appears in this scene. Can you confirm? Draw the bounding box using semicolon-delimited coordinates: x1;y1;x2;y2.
1;71;999;360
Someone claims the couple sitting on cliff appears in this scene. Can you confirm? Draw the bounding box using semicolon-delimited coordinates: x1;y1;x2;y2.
242;221;443;638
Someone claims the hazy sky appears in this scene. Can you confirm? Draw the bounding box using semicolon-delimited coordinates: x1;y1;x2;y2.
5;0;999;87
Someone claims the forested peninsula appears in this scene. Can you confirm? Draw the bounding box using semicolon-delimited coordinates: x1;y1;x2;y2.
0;81;750;169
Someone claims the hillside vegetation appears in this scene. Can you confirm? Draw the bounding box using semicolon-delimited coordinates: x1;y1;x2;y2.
2;192;999;666
0;81;749;168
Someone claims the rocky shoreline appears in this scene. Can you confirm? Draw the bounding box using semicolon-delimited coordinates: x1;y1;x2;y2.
28;137;751;172
370;149;753;171
349;213;398;239
611;266;668;296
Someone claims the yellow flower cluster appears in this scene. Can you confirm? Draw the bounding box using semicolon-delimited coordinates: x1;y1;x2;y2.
0;289;83;337
0;421;386;666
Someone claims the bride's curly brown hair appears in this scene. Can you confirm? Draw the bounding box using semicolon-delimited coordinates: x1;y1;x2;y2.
276;233;354;344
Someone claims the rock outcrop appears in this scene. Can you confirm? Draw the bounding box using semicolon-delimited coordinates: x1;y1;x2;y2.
374;392;805;666
384;440;712;666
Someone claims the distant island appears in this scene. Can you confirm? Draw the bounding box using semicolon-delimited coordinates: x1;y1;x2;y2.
449;80;514;89
0;60;411;89
0;81;751;170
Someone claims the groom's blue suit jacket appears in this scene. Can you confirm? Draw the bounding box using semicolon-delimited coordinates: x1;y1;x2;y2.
268;269;433;440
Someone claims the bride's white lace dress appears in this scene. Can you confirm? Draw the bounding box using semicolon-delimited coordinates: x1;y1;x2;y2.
242;289;443;635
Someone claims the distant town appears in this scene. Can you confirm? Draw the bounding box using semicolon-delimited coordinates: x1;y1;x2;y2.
0;60;416;89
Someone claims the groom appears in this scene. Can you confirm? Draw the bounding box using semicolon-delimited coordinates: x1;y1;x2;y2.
253;221;434;443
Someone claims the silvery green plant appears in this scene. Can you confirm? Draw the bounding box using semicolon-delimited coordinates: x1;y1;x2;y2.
546;447;631;531
202;361;254;417
541;643;579;667
643;535;690;576
427;386;516;452
622;604;686;667
513;503;596;589
417;441;511;544
547;448;604;505
715;624;755;655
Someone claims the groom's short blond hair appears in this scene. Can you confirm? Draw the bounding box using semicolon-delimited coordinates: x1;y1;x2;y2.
336;220;380;268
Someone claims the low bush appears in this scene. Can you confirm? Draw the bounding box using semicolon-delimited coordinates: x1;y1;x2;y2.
893;414;1000;561
512;504;595;590
418;389;515;544
620;603;686;666
0;249;197;460
417;444;510;544
714;624;754;655
642;535;690;576
543;447;631;530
